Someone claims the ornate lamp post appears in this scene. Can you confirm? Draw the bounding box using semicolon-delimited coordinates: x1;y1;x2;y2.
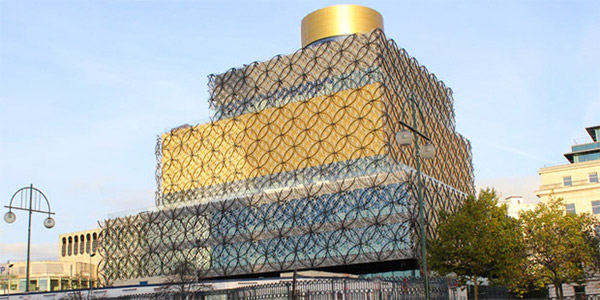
4;184;55;292
395;94;436;300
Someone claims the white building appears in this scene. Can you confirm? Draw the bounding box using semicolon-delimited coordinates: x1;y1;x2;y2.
497;195;535;218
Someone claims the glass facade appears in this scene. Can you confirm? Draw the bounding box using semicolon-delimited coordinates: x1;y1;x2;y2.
565;126;600;163
592;200;600;215
100;30;473;285
574;152;600;163
572;142;600;152
1;275;95;293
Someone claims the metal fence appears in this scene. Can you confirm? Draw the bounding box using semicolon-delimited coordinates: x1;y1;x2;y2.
553;296;600;300
465;284;600;300
98;277;454;300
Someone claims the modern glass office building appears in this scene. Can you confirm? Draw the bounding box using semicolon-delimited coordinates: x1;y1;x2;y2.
99;5;474;285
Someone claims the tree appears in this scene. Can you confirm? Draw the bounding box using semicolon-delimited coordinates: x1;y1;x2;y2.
519;196;600;300
167;260;198;296
158;259;210;299
428;188;526;300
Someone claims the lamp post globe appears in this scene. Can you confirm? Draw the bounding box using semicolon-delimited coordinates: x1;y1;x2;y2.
395;129;413;146
44;217;55;229
4;211;16;224
420;143;436;159
394;94;438;300
4;185;55;293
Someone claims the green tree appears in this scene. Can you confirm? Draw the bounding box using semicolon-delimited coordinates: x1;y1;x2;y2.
519;196;600;300
428;188;526;300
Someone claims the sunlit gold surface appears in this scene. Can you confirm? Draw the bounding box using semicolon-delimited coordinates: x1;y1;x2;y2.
161;83;385;194
301;5;383;47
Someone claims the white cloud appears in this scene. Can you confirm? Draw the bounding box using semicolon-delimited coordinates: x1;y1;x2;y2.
0;242;58;262
476;175;541;204
100;187;155;214
480;140;550;164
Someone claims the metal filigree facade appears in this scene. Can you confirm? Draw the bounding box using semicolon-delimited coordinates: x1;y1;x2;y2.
99;29;474;286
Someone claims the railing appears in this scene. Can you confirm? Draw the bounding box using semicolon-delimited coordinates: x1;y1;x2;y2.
96;277;455;300
106;206;157;219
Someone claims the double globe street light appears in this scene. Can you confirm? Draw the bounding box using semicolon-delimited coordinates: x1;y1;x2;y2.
395;94;436;300
4;184;55;293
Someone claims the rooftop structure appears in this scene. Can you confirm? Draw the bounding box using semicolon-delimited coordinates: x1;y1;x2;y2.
497;196;535;218
564;126;600;163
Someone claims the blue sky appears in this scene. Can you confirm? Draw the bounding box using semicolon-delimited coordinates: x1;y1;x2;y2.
1;0;598;261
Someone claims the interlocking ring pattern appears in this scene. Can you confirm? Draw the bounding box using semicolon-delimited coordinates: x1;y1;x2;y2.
99;29;474;286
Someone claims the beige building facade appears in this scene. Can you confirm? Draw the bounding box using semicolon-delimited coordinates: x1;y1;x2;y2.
536;160;600;217
58;228;101;266
535;125;600;220
1;260;95;294
1;229;100;294
535;125;600;298
498;196;535;218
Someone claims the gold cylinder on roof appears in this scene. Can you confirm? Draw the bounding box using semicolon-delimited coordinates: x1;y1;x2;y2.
301;5;384;47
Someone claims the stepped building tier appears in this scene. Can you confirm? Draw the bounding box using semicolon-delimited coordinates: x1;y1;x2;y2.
99;5;474;285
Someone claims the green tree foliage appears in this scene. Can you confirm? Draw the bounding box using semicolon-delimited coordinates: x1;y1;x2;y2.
519;196;600;300
428;188;526;300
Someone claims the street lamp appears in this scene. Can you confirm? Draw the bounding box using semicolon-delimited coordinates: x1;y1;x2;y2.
4;184;55;293
3;262;14;297
395;94;436;300
6;263;14;300
88;252;96;300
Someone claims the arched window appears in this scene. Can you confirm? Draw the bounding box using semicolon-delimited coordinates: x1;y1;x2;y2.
74;236;79;255
80;234;85;254
61;238;67;257
92;233;98;253
86;234;91;254
68;237;73;256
